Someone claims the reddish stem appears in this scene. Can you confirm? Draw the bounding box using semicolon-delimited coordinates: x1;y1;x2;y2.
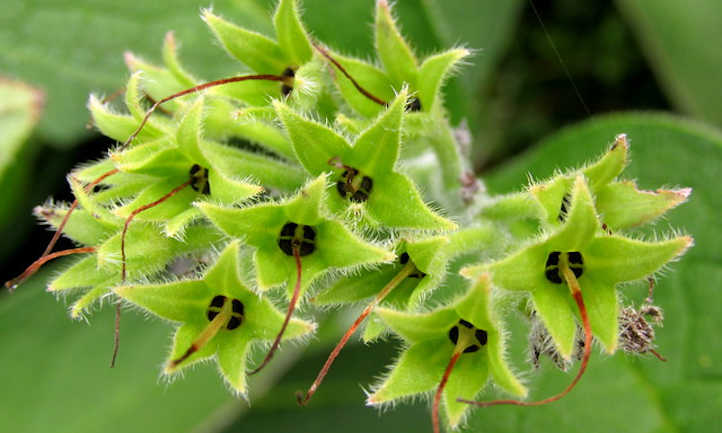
43;168;120;258
433;351;462;433
4;247;96;291
113;179;191;368
120;180;191;281
120;74;285;149
297;262;415;405
312;43;388;107
248;247;303;375
457;289;592;408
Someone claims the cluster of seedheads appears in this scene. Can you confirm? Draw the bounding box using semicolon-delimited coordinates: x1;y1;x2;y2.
329;157;374;203
207;295;245;330
278;222;316;256
545;251;584;284
2;24;680;433
448;319;488;353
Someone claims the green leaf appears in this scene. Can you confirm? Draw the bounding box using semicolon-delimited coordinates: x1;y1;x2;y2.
273;100;351;175
617;0;722;126
321;51;394;118
374;0;418;87
203;9;288;74
0;273;236;433
417;48;470;111
273;0;313;66
367;338;451;403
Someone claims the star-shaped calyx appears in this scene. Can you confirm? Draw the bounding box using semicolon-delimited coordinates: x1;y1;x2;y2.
202;0;320;105
463;175;692;357
529;134;690;232
274;89;456;230
317;0;469;118
367;274;526;431
199;174;394;372
114;241;314;395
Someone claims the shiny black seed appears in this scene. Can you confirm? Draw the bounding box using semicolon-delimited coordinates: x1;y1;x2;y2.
572;267;583;278
281;84;293;96
459;319;474;329
568;251;583;265
475;329;488;346
227;316;242;330
546;268;563;284
278;238;294;256
280;222;298;237
360;176;373;192
302;225;316;241
406;97;422;112
299;240;315;256
448;326;459;345
350;190;369;203
210;295;226;308
190;164;201;175
282;67;295;78
207;310;219;321
232;299;244;315
399;252;410;264
546;251;560;267
336;181;347;197
463;345;480;353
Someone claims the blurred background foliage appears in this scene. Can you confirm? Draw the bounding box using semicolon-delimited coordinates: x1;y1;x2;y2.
1;0;720;432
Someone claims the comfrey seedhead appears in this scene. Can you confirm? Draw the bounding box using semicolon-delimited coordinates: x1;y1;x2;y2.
4;1;694;432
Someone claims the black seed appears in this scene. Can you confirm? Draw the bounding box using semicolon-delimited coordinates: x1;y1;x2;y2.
282;67;295;78
558;193;571;222
399;252;410;264
475;329;488;346
280;222;298;237
463;345;480;353
360;176;373;192
207;310;219;321
350;190;369;203
572;267;583;278
336;181;347;198
459;319;473;329
227;316;242;330
546;251;560;267
278;238;294;256
299;240;315;256
202;180;211;195
448;326;459;345
406;97;422;112
190;164;201;175
231;299;244;315
302;225;316;241
281;84;293;96
568;251;583;265
210;295;226;308
546;268;563;284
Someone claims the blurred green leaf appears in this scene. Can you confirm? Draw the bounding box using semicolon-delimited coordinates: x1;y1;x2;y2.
0;266;306;433
616;0;722;126
0;0;271;145
0;78;43;223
